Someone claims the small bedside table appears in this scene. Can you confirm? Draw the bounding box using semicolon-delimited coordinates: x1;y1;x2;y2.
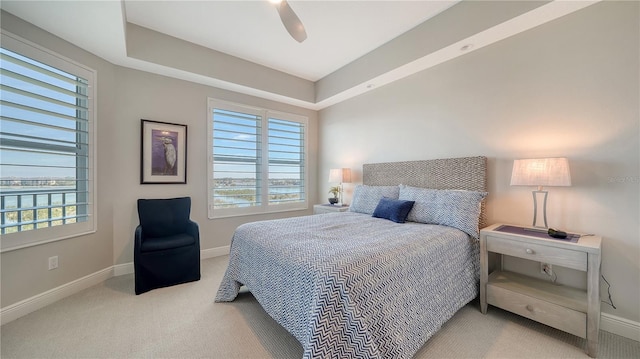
479;224;602;357
313;204;349;214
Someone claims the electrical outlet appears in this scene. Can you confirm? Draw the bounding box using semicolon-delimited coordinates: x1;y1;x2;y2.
48;256;58;270
540;262;552;276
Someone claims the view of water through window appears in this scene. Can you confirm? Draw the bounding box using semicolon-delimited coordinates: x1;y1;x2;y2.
213;178;304;207
211;107;305;211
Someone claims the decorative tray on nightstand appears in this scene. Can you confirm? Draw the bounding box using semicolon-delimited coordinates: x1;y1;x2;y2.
494;225;580;243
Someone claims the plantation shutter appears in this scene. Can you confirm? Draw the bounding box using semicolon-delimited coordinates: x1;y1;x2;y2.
267;117;305;205
212;108;262;208
0;33;95;250
208;99;308;218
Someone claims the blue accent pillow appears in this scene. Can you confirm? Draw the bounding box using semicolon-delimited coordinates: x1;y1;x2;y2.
372;197;415;223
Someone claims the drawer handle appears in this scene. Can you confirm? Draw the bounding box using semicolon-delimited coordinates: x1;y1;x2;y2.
525;248;534;254
526;305;534;312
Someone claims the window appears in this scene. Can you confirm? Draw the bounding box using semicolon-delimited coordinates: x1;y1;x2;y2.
0;32;96;251
208;99;307;218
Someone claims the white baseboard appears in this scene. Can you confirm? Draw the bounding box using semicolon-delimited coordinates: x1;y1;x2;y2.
113;262;134;276
601;312;640;342
1;245;232;325
201;245;230;259
1;267;113;325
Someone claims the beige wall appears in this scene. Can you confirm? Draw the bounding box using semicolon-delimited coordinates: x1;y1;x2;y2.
318;1;639;323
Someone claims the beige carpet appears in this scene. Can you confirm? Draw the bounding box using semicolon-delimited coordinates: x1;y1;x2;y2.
2;256;638;358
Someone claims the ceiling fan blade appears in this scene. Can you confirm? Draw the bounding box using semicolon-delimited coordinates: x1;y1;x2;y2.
276;0;307;43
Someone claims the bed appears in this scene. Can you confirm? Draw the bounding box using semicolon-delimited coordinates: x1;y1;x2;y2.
215;156;487;359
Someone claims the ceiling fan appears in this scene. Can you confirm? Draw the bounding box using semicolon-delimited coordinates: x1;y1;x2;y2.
271;0;307;43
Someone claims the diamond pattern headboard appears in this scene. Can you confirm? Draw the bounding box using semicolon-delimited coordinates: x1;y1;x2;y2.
363;156;488;230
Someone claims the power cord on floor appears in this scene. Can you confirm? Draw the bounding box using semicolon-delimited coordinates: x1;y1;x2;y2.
549;270;613;308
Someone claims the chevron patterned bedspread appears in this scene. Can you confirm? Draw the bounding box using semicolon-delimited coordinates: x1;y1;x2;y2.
215;212;480;359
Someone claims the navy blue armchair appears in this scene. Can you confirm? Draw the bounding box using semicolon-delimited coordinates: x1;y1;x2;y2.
134;197;200;295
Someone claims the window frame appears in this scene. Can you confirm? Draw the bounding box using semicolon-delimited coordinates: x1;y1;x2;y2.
207;98;308;219
0;31;97;252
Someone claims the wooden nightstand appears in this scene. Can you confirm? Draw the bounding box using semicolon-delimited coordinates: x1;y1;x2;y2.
313;204;349;214
479;223;602;357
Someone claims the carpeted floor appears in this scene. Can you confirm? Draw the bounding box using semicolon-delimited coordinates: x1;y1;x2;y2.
1;255;639;358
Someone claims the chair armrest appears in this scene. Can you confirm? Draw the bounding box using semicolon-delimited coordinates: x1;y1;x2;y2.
186;220;200;243
134;225;143;250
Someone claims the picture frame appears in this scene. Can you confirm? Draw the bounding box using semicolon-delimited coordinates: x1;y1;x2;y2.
140;119;187;184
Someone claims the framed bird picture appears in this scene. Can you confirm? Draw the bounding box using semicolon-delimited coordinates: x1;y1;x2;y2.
140;119;187;184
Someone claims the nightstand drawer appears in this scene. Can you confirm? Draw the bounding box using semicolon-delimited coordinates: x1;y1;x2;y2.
487;284;586;338
486;235;587;271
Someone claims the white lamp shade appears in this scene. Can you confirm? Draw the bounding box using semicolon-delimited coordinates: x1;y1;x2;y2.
510;157;571;187
328;168;352;183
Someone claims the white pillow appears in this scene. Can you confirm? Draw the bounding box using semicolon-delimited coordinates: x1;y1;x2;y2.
399;185;487;238
349;185;400;215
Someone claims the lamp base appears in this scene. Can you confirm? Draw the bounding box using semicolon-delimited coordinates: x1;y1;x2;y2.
532;190;548;228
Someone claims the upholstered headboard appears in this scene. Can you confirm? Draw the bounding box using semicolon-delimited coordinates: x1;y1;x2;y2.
362;156;488;229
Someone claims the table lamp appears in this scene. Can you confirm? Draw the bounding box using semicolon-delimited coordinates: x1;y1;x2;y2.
328;168;351;206
510;157;571;228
